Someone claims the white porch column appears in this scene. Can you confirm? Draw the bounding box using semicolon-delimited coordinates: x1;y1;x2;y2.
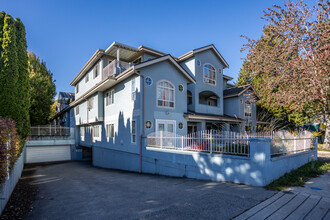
116;46;120;68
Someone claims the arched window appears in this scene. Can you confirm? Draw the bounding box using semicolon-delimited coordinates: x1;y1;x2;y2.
203;64;216;85
157;80;175;108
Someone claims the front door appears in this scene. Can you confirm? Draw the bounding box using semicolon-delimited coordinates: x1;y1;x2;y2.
156;119;176;147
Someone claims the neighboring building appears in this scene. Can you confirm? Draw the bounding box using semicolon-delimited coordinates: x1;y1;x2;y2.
51;92;75;127
69;42;258;164
223;85;259;133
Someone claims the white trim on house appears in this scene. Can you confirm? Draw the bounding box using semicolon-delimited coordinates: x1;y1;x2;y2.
138;46;167;57
178;44;229;68
135;55;195;84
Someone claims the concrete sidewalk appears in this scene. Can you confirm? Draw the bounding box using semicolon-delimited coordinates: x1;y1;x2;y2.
235;171;330;219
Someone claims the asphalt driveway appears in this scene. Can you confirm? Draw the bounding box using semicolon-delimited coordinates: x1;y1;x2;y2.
17;161;274;219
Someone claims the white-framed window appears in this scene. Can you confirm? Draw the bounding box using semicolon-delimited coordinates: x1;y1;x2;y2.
93;125;100;141
131;120;136;143
245;101;252;117
157;80;175;108
131;78;136;101
203;64;216;85
94;63;99;78
105;90;114;106
76;83;79;93
80;126;85;141
85;73;89;83
75;105;79;115
106;124;114;138
88;97;94;110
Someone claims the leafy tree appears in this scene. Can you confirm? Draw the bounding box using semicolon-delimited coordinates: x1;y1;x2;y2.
28;52;56;125
15;18;30;139
49;100;58;121
240;25;308;127
242;0;329;146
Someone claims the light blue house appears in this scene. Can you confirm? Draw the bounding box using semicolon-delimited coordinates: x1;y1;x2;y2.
69;42;258;170
50;92;75;128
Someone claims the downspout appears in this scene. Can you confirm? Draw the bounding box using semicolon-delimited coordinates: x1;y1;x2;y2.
136;71;145;173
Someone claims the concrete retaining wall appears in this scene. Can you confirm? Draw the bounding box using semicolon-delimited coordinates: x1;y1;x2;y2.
0;148;25;215
93;138;317;186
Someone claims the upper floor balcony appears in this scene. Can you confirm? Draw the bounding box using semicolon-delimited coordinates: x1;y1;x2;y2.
102;60;133;80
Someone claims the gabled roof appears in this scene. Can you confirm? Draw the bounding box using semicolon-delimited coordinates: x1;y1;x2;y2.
138;45;167;57
134;55;196;83
70;42;169;86
69;55;196;107
177;44;229;68
223;84;260;99
223;74;233;80
70;49;105;86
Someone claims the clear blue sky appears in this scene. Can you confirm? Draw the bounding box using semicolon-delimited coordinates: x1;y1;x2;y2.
1;0;315;95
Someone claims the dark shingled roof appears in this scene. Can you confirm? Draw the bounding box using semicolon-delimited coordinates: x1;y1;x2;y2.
59;92;75;100
223;85;250;98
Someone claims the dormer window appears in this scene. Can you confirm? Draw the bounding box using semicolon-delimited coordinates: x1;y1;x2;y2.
203;64;216;85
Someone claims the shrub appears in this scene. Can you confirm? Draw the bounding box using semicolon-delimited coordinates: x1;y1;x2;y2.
0;118;20;182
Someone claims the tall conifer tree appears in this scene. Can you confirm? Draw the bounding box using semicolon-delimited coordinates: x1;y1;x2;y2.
0;14;19;122
15;18;30;138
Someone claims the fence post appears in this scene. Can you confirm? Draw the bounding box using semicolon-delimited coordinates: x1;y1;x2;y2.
38;126;40;136
6;140;9;180
281;131;285;153
210;131;213;154
60;126;62;136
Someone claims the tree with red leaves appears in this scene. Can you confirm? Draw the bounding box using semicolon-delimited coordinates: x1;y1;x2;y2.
242;0;329;147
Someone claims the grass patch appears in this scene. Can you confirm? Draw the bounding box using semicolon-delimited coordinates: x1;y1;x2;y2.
265;160;330;191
